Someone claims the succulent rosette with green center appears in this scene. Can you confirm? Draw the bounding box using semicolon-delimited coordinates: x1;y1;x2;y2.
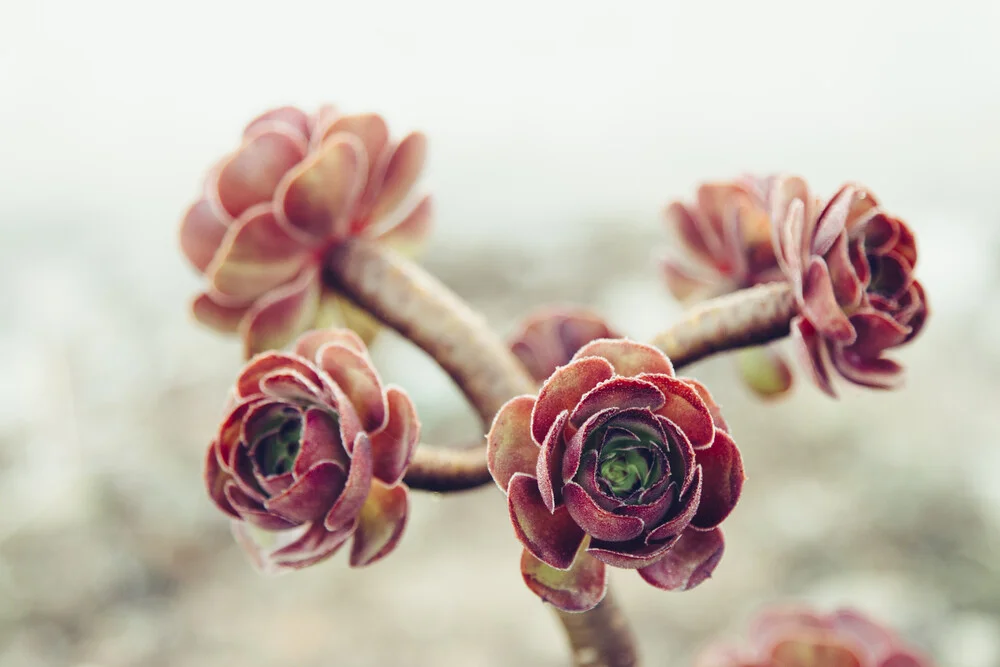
662;176;794;397
205;328;420;572
695;606;932;667
487;338;745;612
180;105;431;357
770;178;929;395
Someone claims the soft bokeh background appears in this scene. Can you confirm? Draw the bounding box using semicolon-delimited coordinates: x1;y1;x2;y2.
2;1;999;665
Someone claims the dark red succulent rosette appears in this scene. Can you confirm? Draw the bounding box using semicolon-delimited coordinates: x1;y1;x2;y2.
487;338;744;612
508;306;621;383
662;175;795;398
662;175;786;302
205;329;420;572
771;178;928;395
695;606;933;667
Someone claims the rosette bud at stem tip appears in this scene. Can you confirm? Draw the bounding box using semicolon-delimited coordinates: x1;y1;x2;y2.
486;337;745;612
204;328;420;572
179;105;433;357
770;178;929;395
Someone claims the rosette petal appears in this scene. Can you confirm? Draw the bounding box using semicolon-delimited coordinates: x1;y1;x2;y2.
536;410;569;512
265;461;346;524
509;474;587;570
563;481;645;543
531;356;614;443
509;306;621;383
637;526;724;591
569;376;665;427
318;342;387;432
216;126;307;219
572;339;674;378
636;373;714;448
292;327;368;359
349;478;408;567
180;198;228;272
206;205;309;303
371;132;427;222
487;395;540;492
691;431;744;530
520;548;607;613
276;135;366;241
192;293;250;334
368;386;420;485
240;266;322;357
324;433;374;531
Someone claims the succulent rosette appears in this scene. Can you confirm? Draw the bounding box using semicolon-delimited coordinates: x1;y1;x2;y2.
662;175;785;300
180;105;432;357
487;338;745;612
204;328;420;572
695;606;932;667
770;178;928;395
508;306;621;383
662;175;793;397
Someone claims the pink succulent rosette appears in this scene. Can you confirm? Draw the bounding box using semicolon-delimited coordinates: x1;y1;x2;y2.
204;328;420;572
663;176;793;398
487;338;745;612
180;105;432;357
770;178;928;396
508;306;621;383
662;175;785;301
695;606;933;667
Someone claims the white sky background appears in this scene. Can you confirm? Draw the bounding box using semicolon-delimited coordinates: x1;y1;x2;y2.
0;0;998;371
2;0;999;241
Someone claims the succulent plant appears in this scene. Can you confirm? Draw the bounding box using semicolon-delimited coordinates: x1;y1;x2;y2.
695;606;933;667
662;175;785;301
508;306;621;383
205;328;420;572
662;176;793;398
770;178;929;395
487;338;744;611
179;105;431;357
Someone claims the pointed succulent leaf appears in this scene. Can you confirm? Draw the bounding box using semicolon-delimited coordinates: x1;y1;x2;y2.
276;135;366;241
508;474;587;570
349;478;408;567
216;125;307;219
487;395;540;492
637;526;724;591
691;431;744;530
531;356;614;443
240;266;322;357
572;338;674;378
368;386;420;485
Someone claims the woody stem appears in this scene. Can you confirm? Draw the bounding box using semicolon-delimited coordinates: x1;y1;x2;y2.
556;589;639;667
324;238;536;491
651;282;797;367
324;238;640;666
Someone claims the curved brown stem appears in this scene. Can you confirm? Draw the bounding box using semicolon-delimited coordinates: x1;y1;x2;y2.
653;282;797;369
324;238;535;491
556;590;639;667
402;442;494;493
326;239;535;421
326;240;639;665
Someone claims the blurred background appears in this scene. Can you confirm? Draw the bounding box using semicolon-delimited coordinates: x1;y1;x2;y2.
2;1;999;665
